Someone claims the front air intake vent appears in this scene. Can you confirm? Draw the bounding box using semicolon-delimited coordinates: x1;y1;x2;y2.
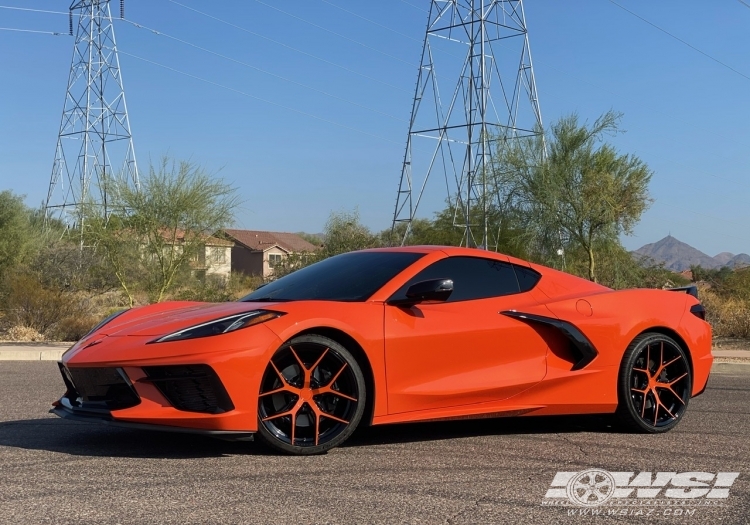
142;365;234;414
60;364;141;411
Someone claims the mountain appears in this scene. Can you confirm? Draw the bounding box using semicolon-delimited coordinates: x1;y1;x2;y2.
713;252;735;266
728;253;750;268
634;236;750;271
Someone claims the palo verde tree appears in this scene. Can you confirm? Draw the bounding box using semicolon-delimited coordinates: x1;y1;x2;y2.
86;159;240;304
495;111;653;282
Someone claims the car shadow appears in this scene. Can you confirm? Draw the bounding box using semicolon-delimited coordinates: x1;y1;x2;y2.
0;413;617;458
0;417;272;458
346;413;618;448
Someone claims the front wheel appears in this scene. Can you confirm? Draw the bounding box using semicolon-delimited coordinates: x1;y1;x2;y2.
616;333;692;433
256;334;366;455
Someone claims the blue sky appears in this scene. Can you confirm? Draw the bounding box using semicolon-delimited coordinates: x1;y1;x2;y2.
2;0;750;256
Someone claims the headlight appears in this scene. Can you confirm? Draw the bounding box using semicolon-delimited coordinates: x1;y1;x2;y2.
152;310;283;343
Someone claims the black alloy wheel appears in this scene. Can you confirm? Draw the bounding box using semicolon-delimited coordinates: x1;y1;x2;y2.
256;334;366;455
616;333;692;433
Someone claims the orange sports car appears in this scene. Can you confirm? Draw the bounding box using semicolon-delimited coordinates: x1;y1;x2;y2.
53;246;712;455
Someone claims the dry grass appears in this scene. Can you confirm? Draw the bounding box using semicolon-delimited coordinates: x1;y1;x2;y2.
5;325;46;342
701;288;750;339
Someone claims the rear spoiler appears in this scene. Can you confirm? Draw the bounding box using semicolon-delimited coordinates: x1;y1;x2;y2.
667;285;698;299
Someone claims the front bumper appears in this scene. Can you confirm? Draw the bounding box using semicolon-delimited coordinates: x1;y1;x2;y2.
53;323;283;433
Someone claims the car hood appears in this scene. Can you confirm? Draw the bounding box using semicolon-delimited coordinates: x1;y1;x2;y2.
97;301;286;338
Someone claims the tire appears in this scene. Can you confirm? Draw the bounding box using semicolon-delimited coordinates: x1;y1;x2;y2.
616;332;692;433
256;334;366;455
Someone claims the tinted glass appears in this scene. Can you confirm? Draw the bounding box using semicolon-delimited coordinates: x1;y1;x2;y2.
513;264;541;292
241;251;424;302
390;256;520;303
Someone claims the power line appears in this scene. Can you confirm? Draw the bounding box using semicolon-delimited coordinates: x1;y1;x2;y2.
738;0;750;10
0;5;69;16
165;0;410;93
119;17;407;123
398;0;428;13
119;51;400;145
610;0;750;83
0;26;68;36
253;0;414;66
319;0;422;43
528;53;750;169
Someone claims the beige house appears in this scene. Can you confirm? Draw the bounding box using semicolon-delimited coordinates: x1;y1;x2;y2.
219;230;319;278
157;230;234;280
193;236;234;280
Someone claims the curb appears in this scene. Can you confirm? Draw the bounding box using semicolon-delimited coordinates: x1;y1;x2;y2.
0;349;67;361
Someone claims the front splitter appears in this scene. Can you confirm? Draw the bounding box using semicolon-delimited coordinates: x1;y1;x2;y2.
50;405;255;441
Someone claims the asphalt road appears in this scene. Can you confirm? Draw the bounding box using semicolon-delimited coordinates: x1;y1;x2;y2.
0;362;748;525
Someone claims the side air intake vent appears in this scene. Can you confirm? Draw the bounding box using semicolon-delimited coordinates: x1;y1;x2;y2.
142;365;234;414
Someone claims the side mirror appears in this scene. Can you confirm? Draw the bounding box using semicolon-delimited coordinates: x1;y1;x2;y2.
388;278;453;306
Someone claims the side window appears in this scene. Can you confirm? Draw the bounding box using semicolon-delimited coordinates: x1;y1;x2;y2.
513;264;541;292
390;256;520;302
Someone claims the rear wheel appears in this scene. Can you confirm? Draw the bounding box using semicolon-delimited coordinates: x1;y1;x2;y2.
256;334;366;455
616;333;692;433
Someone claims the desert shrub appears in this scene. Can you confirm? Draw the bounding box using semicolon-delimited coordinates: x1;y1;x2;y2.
50;315;101;342
701;288;750;339
1;270;94;339
6;325;45;342
175;274;263;303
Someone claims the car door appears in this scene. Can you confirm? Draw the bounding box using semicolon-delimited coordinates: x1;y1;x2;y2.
384;255;548;414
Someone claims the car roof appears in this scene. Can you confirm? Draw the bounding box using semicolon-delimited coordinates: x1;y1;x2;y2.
360;245;530;265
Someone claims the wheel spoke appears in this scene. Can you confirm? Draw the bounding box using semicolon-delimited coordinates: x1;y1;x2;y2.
324;362;348;388
262;405;297;422
666;372;688;386
288;346;307;386
320;413;350;425
269;359;287;385
259;387;289;398
309;348;329;380
313;385;358;402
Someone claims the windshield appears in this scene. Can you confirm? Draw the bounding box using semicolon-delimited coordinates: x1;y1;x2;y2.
241;251;424;302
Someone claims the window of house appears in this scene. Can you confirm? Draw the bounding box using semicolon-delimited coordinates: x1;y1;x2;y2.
209;247;226;264
268;253;283;268
389;256;521;303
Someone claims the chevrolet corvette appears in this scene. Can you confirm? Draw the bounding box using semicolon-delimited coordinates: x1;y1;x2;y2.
52;246;712;455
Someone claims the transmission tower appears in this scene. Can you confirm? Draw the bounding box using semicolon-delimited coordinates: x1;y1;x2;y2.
45;0;138;229
392;0;544;248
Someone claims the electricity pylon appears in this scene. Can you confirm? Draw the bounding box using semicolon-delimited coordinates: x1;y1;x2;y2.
45;0;138;230
391;0;544;248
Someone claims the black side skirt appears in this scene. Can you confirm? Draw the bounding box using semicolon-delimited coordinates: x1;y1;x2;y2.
501;311;599;371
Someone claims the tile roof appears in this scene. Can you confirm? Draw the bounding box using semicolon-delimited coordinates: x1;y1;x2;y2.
221;229;320;253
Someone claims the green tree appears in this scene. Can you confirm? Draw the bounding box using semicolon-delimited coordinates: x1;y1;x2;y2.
271;210;379;279
86;159;240;304
0;191;34;279
496;111;653;282
320;209;380;257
